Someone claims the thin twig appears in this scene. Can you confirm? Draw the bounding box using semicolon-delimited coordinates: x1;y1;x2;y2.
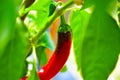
32;0;74;44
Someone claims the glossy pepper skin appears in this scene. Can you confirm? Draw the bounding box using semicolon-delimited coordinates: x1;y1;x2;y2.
38;15;72;80
20;15;72;80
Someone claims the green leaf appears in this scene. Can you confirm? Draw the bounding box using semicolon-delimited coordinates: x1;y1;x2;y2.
0;21;28;80
81;9;120;80
60;65;67;72
0;0;16;55
36;31;55;67
21;60;28;78
36;46;48;66
28;0;53;10
14;0;23;9
48;3;56;16
28;46;39;80
70;9;91;71
37;31;54;51
26;1;55;34
33;1;55;30
36;10;49;29
106;0;118;16
81;0;95;9
27;64;39;80
118;13;120;23
82;0;114;10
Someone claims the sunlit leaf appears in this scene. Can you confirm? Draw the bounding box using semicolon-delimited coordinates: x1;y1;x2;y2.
28;46;40;80
81;0;95;9
82;0;114;10
26;1;55;35
0;20;28;80
70;9;91;71
36;46;48;66
81;9;120;80
60;65;67;72
28;0;53;10
33;1;54;31
37;31;54;51
21;60;28;78
35;10;49;29
0;0;16;55
27;63;39;80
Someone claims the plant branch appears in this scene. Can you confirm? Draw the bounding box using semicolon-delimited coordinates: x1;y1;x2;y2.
31;0;74;44
25;0;74;57
20;0;35;20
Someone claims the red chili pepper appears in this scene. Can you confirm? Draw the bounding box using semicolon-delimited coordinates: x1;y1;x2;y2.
38;15;72;80
20;76;28;80
20;15;72;80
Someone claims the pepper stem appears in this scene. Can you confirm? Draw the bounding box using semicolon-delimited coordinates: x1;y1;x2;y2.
60;15;66;24
58;15;71;33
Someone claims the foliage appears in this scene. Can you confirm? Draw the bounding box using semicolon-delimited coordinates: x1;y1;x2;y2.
0;0;120;80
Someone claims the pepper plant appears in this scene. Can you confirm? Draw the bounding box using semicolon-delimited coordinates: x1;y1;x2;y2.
0;0;120;80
